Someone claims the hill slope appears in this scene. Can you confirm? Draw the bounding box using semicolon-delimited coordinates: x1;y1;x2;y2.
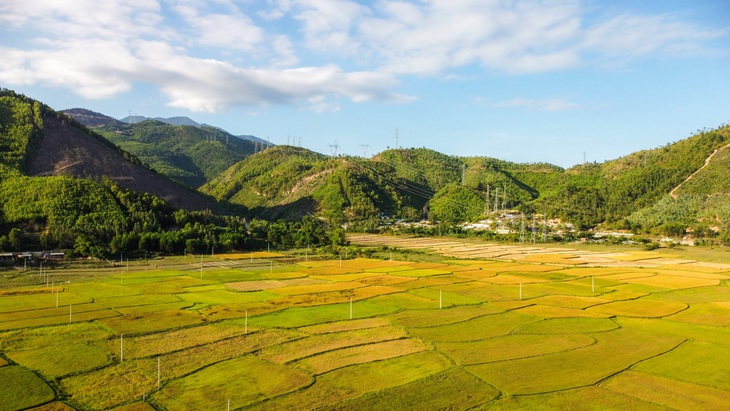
63;110;258;188
1;90;223;212
0;90;256;258
201;146;557;224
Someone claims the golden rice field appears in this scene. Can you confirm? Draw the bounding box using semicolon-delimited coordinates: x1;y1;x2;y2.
1;240;730;410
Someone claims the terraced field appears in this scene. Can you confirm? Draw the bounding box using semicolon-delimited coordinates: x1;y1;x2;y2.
1;245;729;410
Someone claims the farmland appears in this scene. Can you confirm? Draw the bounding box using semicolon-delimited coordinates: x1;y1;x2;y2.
1;240;730;410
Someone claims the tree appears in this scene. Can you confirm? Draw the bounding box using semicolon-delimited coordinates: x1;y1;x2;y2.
8;228;23;250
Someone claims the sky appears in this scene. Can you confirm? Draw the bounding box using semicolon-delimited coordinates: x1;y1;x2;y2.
1;0;729;168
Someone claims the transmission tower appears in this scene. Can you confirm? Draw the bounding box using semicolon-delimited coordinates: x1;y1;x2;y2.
395;127;399;149
485;184;490;214
502;183;507;210
494;187;500;213
359;144;370;158
461;164;466;186
329;140;340;156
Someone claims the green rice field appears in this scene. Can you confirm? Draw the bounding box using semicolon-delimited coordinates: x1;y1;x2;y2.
1;243;730;410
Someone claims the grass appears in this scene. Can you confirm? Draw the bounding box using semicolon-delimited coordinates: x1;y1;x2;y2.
321;368;499;410
666;302;730;326
6;343;109;378
298;317;390;334
0;322;112;351
623;274;720;289
154;356;311;410
0;291;92;313
515;317;619;334
0;366;55;410
467;328;683;395
387;304;502;328
3;243;730;409
602;370;730;410
477;386;669;410
97;307;205;334
61;329;302;410
293;338;426;374
111;321;252;359
437;333;595;365
515;304;613;319
409;311;541;342
257;325;406;363
587;299;688;317
246;351;451;410
633;340;730;390
246;301;398;328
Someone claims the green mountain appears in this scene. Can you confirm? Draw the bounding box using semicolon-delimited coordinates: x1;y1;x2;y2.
0;89;245;257
7;89;730;247
200;124;730;241
202;146;410;223
200;146;558;225
87;118;257;188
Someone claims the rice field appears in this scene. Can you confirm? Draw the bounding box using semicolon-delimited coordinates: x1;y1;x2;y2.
1;239;729;410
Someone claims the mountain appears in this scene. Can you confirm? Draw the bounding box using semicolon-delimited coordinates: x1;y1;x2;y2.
200;124;730;241
13;89;730;244
121;115;201;127
117;114;271;146
201;146;417;222
66;111;267;188
62;108;125;127
94;120;257;188
199;145;552;225
0;89;252;258
2;90;223;213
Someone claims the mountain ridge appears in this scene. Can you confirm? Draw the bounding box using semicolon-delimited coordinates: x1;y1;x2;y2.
14;90;730;242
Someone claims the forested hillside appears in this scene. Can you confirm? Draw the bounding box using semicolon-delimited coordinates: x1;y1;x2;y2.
91;120;256;188
0;90;257;257
4;89;728;253
202;147;411;224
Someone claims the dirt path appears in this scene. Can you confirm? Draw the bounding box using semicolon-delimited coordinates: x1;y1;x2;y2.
670;142;730;198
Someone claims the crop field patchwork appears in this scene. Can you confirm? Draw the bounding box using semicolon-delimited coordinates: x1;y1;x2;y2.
1;243;730;410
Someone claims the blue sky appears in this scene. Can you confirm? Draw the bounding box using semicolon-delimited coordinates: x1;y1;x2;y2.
1;0;728;167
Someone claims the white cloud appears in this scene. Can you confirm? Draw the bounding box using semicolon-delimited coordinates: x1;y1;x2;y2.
494;98;580;112
169;1;264;52
582;13;725;58
0;0;725;113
